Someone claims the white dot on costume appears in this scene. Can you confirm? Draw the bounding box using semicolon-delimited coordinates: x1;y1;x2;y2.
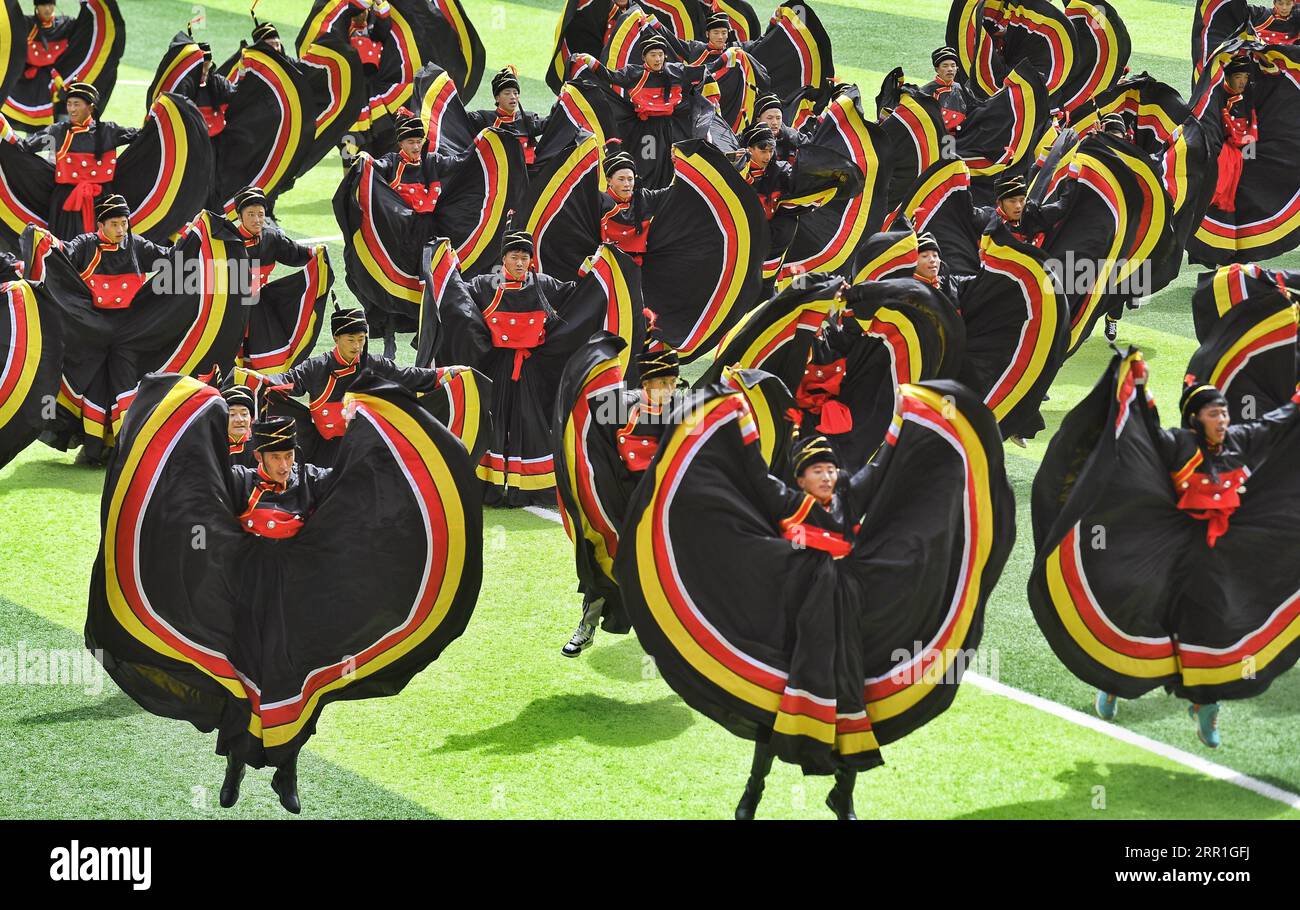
618;436;626;444
509;318;516;325
1223;481;1231;488
529;318;535;325
491;316;498;323
501;334;509;341
1238;486;1246;494
114;298;121;304
1213;494;1220;501
641;439;648;446
72;171;79;178
1181;482;1188;489
246;520;254;527
96;297;103;303
1201;478;1209;485
90;170;97;176
267;520;276;529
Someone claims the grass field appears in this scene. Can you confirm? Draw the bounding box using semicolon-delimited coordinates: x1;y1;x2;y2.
2;0;1299;820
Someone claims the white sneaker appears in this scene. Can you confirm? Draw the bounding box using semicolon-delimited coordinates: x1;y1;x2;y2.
561;622;597;657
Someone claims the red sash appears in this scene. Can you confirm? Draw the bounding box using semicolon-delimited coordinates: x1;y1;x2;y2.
782;522;853;558
795;358;852;434
630;84;683;119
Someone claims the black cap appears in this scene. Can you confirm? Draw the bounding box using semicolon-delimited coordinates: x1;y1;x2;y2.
996;176;1027;201
640;34;669;57
756;93;782;115
792;434;840;476
331;306;369;336
233;185;268;213
916;231;940;254
705;11;731;32
222;386;256;412
395;115;426;142
932;46;959;68
251;17;279;43
603;140;637;178
1180;383;1228;429
95;194;130;223
636;340;680;382
501;228;534;257
492;66;520;96
743;123;776;148
64;81;99;107
252;416;296;452
1101;112;1127;136
1224;56;1252;76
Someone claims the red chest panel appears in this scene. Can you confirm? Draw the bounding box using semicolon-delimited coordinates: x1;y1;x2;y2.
601;218;651;256
238;507;306;539
198;104;228;137
515;133;536;165
756;190;782;220
617;431;659;472
782;523;852;558
1255;25;1299;44
86;272;148;309
55;151;117;185
248;261;275;294
941;108;965;131
396;180;441;213
350;33;383;67
310;400;348;439
486;309;547;349
631;85;683;118
795;358;846;411
1175;468;1246;513
27;37;67;67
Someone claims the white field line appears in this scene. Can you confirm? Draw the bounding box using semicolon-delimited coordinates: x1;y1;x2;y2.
523;504;1300;811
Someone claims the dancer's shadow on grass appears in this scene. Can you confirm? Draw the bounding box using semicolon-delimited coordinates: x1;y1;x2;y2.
584;636;652;683
434;693;694;756
18;691;142;725
951;760;1295;820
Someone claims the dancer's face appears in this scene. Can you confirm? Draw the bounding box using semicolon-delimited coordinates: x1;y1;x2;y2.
66;98;92;124
335;331;367;363
999;195;1026;221
760;108;782;131
1226;72;1250;94
496;88;520;113
228;405;252;440
239;204;266;237
641;378;676;407
1197;403;1230;446
797;462;838;504
502;250;531;280
748;144;774;169
915;250;941;281
609;168;636;201
36;3;56;25
936;60;958;81
99;217;129;244
644;49;665;71
256;449;295;484
399;137;424;158
1275;0;1294;18
707;27;729;50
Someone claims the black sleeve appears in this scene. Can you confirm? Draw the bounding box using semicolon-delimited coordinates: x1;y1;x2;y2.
211;74;237;104
367;357;445;393
132;236;174;266
370;13;393;48
1227;400;1300;461
269;228;314;268
971;205;996;233
17;125;54;153
61;233;97;267
105;121;141;147
255;358;321;397
465;109;492;133
1028;176;1078;230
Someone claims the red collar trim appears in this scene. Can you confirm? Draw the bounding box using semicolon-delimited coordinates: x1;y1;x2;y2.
256;465;287;492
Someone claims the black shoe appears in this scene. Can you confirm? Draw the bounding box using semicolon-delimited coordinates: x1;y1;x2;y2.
825;771;857;820
219;755;246;809
1103;316;1118;342
272;765;301;815
734;779;765;821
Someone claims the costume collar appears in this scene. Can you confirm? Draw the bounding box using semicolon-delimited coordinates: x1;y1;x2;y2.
256;464;288;492
96;229;120;251
332;345;359;367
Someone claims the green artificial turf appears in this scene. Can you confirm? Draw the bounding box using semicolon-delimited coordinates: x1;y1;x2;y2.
1;0;1299;819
